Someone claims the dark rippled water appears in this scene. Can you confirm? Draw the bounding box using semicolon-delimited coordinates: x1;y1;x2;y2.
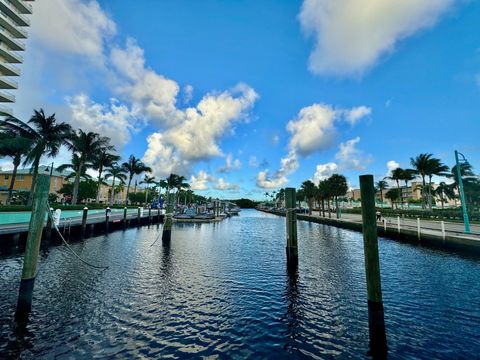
1;210;480;359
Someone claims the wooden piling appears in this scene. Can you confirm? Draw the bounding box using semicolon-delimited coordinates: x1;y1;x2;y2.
81;207;88;239
148;207;152;225
285;187;298;266
359;175;387;358
44;207;54;245
123;207;128;230
417;218;421;240
16;174;50;319
162;192;174;242
137;207;141;227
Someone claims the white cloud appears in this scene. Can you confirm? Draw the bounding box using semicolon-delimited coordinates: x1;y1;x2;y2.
32;0;116;64
312;162;338;183
183;85;194;104
286;103;370;156
218;153;241;173
386;160;400;176
189;171;214;191
299;0;455;75
214;178;240;191
256;151;298;189
335;137;370;170
67;94;142;149
344;106;372;125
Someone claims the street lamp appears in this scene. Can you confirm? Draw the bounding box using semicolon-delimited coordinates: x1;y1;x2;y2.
454;150;470;233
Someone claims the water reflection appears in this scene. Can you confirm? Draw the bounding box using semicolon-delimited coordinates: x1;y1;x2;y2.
283;262;300;354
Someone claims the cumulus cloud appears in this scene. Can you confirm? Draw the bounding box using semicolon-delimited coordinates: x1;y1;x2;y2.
344;106;372;125
214;178;240;191
67;94;142;149
218;153;241;173
189;171;214;191
335;137;370;170
32;0;116;64
386;160;400;177
312;162;338;183
299;0;455;75
256;151;298;189
287;103;371;156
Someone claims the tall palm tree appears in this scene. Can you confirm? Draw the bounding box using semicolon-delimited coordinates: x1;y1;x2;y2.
0;131;33;204
301;180;316;215
385;188;401;209
434;182;456;209
375;180;388;204
410;153;434;209
57;154;93;182
104;165;127;205
327;174;348;218
0;110;71;205
389;167;404;206
122;155;152;205
66;130;110;205
92;147;120;203
425;158;449;209
140;174;156;204
317;180;330;217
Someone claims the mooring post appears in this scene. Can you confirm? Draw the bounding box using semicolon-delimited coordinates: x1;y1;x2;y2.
397;216;401;233
359;175;387;358
148;207;152;225
44;207;54;244
123;207;128;230
81;206;88;239
105;207;110;233
137;207;141;227
417;218;421;240
162;192;174;242
285;187;298;266
16;174;50;320
441;221;445;240
157;207;160;223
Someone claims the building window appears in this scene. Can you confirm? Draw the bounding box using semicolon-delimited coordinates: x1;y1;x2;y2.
17;175;24;181
4;175;8;180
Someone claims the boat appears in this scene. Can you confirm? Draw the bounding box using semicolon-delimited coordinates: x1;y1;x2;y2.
194;212;215;220
173;208;196;219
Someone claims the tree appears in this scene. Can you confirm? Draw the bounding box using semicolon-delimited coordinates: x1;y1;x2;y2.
92;147;120;203
104;165;127;205
296;188;305;208
327;174;348;218
0;110;71;205
317;179;330;217
140;175;156;204
58;179;97;203
389;167;404;206
375;180;388;204
385;188;401;209
122;155;152;205
399;169;416;206
426;158;449;209
0;131;33;204
434;182;455;209
301;180;316;215
66;130;111;205
57;154;93;182
410;153;433;209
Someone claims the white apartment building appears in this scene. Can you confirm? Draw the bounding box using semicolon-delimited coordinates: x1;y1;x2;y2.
0;0;34;115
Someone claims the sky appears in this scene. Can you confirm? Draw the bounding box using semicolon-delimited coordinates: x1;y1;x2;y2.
4;0;480;199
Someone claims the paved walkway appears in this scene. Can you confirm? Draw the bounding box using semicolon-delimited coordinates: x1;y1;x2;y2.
309;211;480;239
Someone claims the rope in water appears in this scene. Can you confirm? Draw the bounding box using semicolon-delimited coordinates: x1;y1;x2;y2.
46;203;109;271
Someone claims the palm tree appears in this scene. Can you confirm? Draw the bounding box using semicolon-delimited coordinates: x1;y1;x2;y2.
92;147;120;203
156;179;168;205
375;180;388;204
385;188;401;209
399;169;416;206
140;174;156;204
66;130;110;205
0;110;71;205
389;167;404;206
317;179;330;217
301;180;316;215
410;153;434;209
57;154;93;182
426;158;449;209
104;165;127;205
122;155;152;205
434;182;456;209
0;130;32;204
327;174;348;218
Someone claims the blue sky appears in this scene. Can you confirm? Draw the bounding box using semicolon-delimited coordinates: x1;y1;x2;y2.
6;0;480;199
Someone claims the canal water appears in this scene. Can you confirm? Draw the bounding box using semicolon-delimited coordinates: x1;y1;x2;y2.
1;209;479;359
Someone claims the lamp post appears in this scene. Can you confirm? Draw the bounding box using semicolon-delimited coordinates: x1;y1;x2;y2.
455;150;470;233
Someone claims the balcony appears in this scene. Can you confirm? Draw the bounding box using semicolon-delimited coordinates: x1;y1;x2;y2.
0;27;25;50
0;90;14;102
0;76;17;89
0;105;12;115
0;10;27;38
0;1;30;26
0;43;22;62
9;0;32;15
0;61;20;75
